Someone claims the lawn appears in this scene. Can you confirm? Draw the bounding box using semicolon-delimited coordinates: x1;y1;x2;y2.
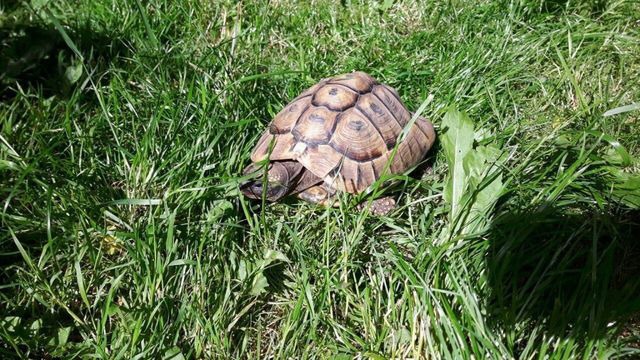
1;0;640;358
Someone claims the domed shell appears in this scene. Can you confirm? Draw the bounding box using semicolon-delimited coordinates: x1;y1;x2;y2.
250;71;436;194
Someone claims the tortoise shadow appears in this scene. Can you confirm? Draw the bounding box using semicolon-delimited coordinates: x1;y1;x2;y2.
485;204;640;344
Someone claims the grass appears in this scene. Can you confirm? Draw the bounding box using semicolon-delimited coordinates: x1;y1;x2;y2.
1;0;640;358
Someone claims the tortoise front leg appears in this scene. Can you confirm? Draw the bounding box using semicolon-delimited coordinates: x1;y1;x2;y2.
299;185;396;215
297;183;337;206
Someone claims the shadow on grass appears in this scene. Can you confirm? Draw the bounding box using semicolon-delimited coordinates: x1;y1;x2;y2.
0;0;21;12
485;205;640;342
516;0;609;17
0;16;136;357
0;14;133;251
0;21;130;100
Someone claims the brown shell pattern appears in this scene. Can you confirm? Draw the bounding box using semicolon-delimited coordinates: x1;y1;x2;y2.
251;71;436;194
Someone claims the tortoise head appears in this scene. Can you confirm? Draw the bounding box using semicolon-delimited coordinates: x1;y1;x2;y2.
240;161;303;202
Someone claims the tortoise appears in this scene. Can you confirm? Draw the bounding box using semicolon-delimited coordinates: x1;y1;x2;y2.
240;71;436;215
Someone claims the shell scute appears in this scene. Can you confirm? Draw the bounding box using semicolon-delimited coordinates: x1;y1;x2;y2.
328;71;376;93
329;108;386;162
291;106;338;145
312;84;358;111
269;96;311;134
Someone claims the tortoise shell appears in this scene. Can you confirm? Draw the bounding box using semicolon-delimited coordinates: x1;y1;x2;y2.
250;71;436;194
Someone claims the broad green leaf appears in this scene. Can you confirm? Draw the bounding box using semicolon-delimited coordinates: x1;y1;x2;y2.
237;249;290;297
250;272;269;296
379;0;394;12
47;327;71;347
585;130;632;166
465;173;504;234
208;200;234;220
238;260;248;281
29;319;42;335
441;107;474;220
386;326;411;349
607;166;640;208
163;346;186;360
1;316;22;333
463;145;505;234
462;148;486;183
263;249;289;263
65;61;83;84
30;0;49;9
441;107;505;237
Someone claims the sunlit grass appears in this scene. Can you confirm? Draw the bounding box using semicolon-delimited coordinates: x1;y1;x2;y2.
1;0;639;358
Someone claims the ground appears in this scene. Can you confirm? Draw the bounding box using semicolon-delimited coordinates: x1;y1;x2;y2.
1;0;640;358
